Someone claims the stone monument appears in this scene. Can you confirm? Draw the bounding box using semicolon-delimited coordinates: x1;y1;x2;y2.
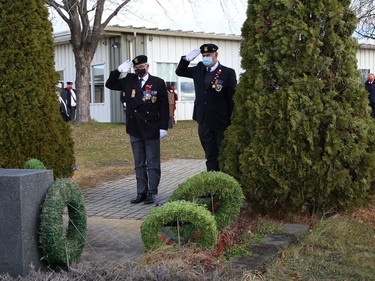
0;169;53;277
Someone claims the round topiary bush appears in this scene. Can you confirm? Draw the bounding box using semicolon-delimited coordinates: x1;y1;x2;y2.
39;178;87;267
141;201;217;251
24;158;46;170
169;171;245;231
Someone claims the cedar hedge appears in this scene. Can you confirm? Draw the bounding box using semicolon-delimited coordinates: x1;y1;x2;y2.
0;1;75;179
219;0;375;213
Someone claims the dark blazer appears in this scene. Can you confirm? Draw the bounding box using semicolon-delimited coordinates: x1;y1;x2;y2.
105;70;169;140
175;57;237;129
60;88;69;105
61;87;76;108
365;80;375;104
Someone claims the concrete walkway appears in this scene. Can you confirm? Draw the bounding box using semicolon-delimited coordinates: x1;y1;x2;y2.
79;159;206;263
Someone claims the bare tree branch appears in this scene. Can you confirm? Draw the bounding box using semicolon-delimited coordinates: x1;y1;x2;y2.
100;0;131;28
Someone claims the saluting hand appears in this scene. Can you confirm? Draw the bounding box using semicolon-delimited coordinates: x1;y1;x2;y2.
185;48;201;62
118;60;134;73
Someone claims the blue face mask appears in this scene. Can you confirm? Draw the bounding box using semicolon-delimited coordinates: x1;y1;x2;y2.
202;56;212;66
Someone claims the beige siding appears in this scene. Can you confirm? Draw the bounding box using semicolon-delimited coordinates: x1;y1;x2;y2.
357;48;375;72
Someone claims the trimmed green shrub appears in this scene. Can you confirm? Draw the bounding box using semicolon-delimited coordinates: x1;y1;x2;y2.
219;0;375;213
169;172;245;231
24;159;46;170
0;0;75;179
39;178;87;267
141;201;217;251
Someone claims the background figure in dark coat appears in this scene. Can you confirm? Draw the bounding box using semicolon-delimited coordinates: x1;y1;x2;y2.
105;55;169;205
365;73;375;118
61;82;77;121
176;43;237;171
58;83;69;122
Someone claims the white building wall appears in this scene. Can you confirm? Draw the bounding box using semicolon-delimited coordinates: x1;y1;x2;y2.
357;47;374;72
54;44;75;83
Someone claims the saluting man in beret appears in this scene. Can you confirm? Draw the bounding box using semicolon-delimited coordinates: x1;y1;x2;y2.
106;55;169;205
176;44;237;171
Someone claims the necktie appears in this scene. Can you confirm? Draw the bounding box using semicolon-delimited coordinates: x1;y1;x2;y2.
139;78;143;88
207;67;211;72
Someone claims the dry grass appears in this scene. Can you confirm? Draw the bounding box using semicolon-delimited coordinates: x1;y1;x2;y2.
70;120;204;188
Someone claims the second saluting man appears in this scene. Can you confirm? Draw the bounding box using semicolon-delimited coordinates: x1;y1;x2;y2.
105;55;169;205
176;44;237;172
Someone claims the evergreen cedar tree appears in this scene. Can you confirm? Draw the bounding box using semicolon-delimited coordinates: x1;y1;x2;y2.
0;0;74;178
219;0;375;213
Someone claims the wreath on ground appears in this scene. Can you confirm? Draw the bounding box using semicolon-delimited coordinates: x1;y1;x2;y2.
169;171;245;231
141;201;217;251
39;178;87;267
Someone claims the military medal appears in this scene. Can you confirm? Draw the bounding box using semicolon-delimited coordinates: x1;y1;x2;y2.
143;84;157;103
210;69;223;91
215;80;224;92
131;89;136;98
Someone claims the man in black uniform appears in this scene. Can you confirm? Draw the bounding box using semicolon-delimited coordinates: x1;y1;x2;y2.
176;44;237;171
106;55;169;204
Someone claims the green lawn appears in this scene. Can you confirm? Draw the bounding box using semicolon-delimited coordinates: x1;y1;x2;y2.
71;120;204;187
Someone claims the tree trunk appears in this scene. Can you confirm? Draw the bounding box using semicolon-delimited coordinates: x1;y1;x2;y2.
73;50;92;124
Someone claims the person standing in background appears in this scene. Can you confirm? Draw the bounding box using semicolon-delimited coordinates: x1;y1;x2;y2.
365;73;375;118
168;85;178;128
58;82;70;122
176;43;237;171
66;82;77;121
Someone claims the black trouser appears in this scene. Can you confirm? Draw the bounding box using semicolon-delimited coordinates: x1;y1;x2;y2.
198;124;225;172
69;106;76;121
370;102;375;118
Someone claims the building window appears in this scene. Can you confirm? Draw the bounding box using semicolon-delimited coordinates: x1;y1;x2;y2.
359;69;370;83
157;62;196;102
90;64;105;103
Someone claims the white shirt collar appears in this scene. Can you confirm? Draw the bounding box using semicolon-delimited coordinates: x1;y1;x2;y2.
140;73;149;82
207;62;219;72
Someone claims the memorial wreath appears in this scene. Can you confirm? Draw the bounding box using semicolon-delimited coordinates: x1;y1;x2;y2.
141;201;217;251
39;178;87;267
169;171;245;230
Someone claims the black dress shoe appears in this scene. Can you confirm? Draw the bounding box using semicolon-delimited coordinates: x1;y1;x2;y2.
144;194;156;205
130;193;147;204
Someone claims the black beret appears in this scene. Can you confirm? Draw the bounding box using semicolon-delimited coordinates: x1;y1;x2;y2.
132;55;148;66
67;82;73;85
200;43;218;54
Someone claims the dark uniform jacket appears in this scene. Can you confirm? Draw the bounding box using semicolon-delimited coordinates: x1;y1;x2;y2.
175;57;237;129
105;70;169;140
365;80;375;104
61;88;76;109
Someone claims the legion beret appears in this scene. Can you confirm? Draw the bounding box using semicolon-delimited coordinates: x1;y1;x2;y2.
200;43;218;53
132;55;148;66
67;82;73;85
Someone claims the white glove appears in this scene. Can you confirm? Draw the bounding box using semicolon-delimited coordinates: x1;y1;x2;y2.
118;60;133;72
185;48;201;61
160;129;168;140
